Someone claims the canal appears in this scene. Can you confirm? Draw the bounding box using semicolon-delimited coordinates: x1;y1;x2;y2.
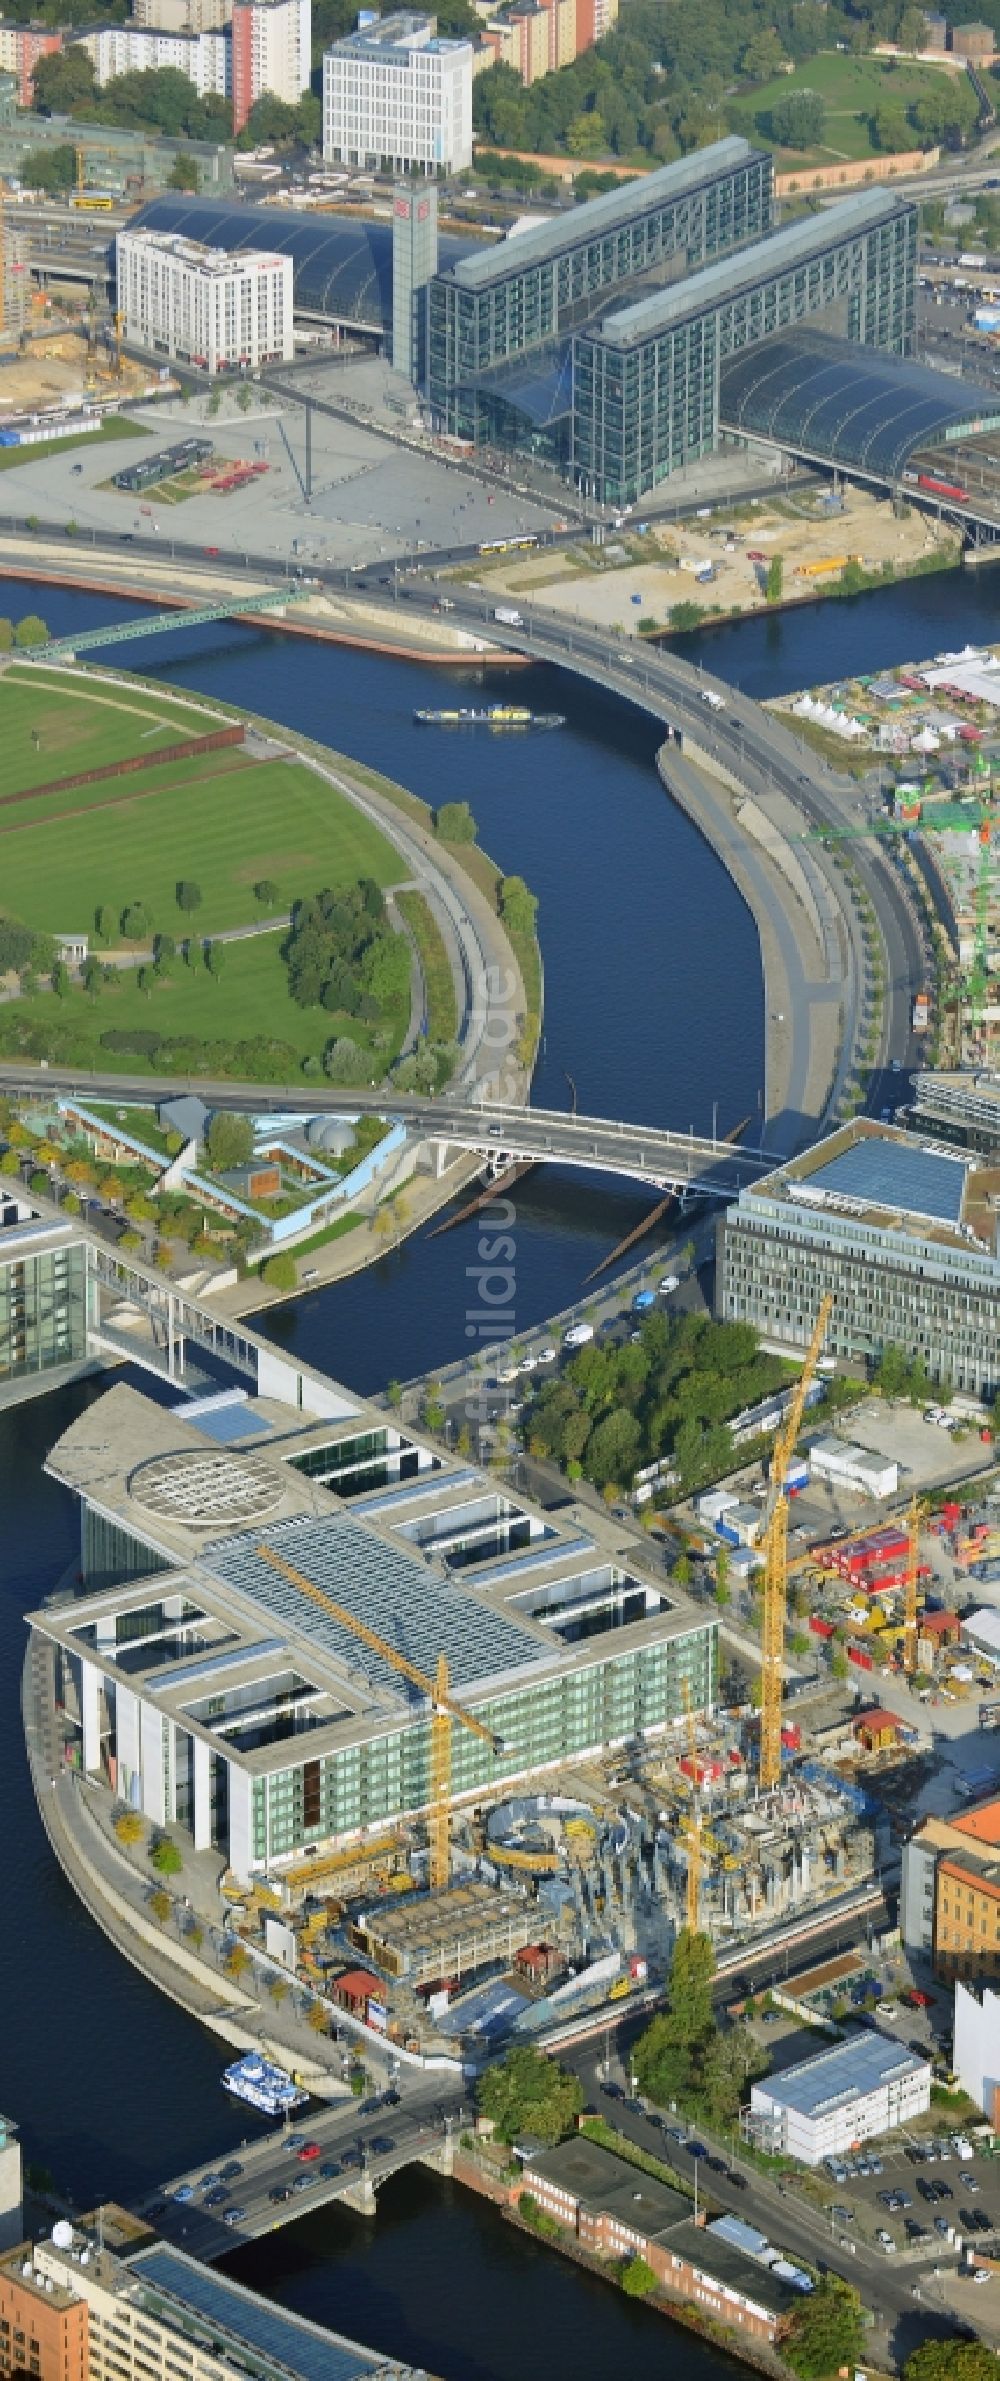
4;560;999;2378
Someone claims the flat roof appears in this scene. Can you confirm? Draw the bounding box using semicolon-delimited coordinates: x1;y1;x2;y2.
733;1119;992;1258
447;138;761;291
589;186;909;349
805;1136;967;1224
754;2029;929;2121
128;2247;392;2381
530;2135;690;2231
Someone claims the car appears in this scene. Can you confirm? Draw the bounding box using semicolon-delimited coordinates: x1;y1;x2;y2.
340;2147;362;2169
830;2207;854;2224
896;2190;912;2209
905;2221;929;2242
536;1345;557;1365
223;2208;247;2228
934;2217;952;2236
220;2162;244;2181
370;2135;396;2155
918;2180;939;2203
762;2010;781;2026
705;2155;727;2173
687;2142;707;2160
199;2173;221;2191
960;2172;980;2192
936;2145;953;2161
878;2191;901;2211
172;2185;194;2204
296;2141;321;2162
292;2172;316;2193
285;2132;307;2150
972;2266;992;2283
825;2160;849;2183
923;2143;940;2163
383;2089;400;2107
868;2156;883;2176
905;1988;935;2009
601;2081;624;2100
728;2171;748;2190
269;2185;292;2204
319;2161;341;2180
876;2001;898;2020
875;2229;895;2250
204;2188;229;2208
936;2181;954;2201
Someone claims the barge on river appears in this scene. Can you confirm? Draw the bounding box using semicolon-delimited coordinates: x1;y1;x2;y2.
414;705;564;728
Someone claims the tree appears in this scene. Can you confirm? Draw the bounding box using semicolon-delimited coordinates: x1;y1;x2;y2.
120;902;151;940
715;1545;730;1606
324;1034;371;1085
21;143;77;194
253;879;279;907
619;2256;656;2297
150;1890;172;1925
741;28;784;78
269;1975;290;2003
306;2001;329;2033
206;940;224;977
150;1835;182;1875
434;800;477;843
500;874;538;938
205;1111;254;1171
95;906;117;945
82;956;102;996
874;101;911;152
765;555;783;604
0;921;35;975
225;1941;251;1981
766;90;825;148
175;880;202;913
477;2046;584;2144
14;614;47;648
32;47;97;113
783;2276;865;2380
263;1251;298;1291
154;933;176;966
114;1809;144;1845
168;151;200;191
904;2345;999;2381
897;6;928;48
50;960;69;999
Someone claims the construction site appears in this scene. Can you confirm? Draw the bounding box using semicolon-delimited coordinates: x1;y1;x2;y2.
21;1297;905;2058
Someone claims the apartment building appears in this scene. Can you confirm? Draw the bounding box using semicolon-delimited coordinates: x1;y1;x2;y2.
478;0;617;85
117;227;294;370
231;0;311;134
132;0;233;34
0;24;62;107
323;12;473;176
902;1796;1000;1978
0;2250;86;2381
76;22;230;95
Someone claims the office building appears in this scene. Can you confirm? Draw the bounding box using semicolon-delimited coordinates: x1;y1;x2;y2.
231;0;311;136
747;2032;931;2164
0;2230;425;2381
572;186;914;505
0;1215;88;1394
717;1117;1000;1397
117;228;293;370
428;135;774;426
323;13;474;177
902;1798;1000;1979
76;22;230;96
908;1068;1000;1156
29;1373;716;1884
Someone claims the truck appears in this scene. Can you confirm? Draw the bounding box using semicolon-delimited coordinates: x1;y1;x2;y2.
912;990;931;1033
701;689;725;710
493;606;523;627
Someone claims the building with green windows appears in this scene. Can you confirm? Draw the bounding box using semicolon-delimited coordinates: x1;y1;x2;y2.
427;135;774;452
0;1215;89;1392
31;1378;716;1883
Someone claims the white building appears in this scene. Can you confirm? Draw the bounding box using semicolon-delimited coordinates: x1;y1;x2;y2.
955;1979;1000;2122
133;0;233;33
117;229;293;373
747;2033;931;2165
808;1435;898;1502
77;21;230;93
231;0;311;132
323;12;473;176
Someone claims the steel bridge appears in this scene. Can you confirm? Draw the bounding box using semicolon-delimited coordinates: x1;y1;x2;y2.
35;585;308;659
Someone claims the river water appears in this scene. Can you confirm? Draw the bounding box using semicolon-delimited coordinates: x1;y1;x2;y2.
4;561;1000;2378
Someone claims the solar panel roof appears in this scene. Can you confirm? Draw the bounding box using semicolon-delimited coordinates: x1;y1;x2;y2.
129;2248;385;2381
720;325;1000;477
807;1137;967;1224
186;1399;266;1447
205;1512;547;1699
757;2030;926;2119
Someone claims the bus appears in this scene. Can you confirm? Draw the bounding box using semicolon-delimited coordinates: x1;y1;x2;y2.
478;533;538;556
70;191;116;211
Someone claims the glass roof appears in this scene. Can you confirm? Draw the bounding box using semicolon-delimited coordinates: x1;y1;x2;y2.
720;326;1000;477
468;340;574;425
590;187;905;348
129;2248;387;2381
206;1512;547;1696
126;197;471;330
448;137;758;291
807;1136;967;1224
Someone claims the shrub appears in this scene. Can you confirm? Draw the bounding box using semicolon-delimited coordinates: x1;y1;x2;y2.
262;1251;297;1292
150;1835;182;1875
114;1809;144;1845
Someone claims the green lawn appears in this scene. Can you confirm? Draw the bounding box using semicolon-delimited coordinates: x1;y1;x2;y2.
0;673;402;941
0;416;146;472
729;49;959;161
0;665;220;793
0;934;407;1077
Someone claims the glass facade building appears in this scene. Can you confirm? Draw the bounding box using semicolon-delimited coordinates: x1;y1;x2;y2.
0;1226;87;1388
573;187;916;506
427;136;773;448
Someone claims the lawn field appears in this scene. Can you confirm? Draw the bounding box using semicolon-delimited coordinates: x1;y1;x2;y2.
0;933;406;1076
0;416;146;473
729;49;959;162
0;670;401;941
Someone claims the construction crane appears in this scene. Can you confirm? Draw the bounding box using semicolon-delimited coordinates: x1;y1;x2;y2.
759;1294;834;1793
680;1676;702;1933
903;1493;926;1679
256;1543;501;1891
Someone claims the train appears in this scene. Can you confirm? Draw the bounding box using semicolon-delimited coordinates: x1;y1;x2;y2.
903;470;970;503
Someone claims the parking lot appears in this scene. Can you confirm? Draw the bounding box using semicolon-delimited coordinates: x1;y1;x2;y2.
815;2127;1000;2268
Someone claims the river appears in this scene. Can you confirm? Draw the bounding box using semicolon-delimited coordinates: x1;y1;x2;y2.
4;560;999;2378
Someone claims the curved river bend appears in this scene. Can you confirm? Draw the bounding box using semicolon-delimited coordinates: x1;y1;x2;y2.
4;563;1000;2380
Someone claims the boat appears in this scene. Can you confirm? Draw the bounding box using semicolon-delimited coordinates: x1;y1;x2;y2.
413;706;565;728
222;2053;308;2117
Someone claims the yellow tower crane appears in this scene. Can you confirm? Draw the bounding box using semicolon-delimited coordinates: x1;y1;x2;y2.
256;1544;501;1891
759;1293;833;1792
681;1676;702;1933
903;1494;926;1680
